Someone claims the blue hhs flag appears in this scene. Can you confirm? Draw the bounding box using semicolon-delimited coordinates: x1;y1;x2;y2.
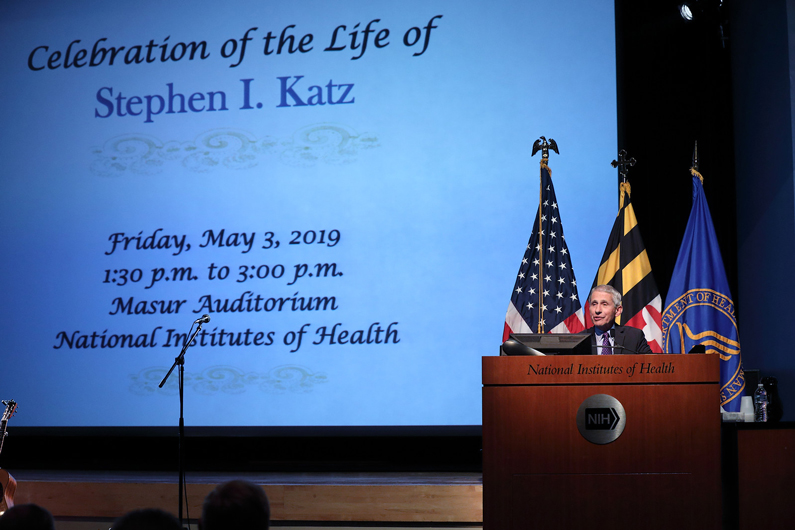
662;171;744;411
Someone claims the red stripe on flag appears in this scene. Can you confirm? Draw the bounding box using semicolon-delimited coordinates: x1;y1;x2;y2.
584;301;593;328
623;311;647;329
563;312;586;333
645;302;661;322
623;307;663;353
503;322;513;342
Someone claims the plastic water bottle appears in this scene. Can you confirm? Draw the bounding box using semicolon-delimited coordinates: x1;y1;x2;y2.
754;383;768;422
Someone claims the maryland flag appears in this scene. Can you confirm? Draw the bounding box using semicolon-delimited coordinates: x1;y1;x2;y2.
586;181;663;352
662;169;744;411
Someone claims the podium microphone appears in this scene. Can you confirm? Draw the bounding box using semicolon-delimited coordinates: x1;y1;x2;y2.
595;343;640;354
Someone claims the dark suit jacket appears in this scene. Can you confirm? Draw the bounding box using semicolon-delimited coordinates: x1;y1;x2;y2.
586;325;652;355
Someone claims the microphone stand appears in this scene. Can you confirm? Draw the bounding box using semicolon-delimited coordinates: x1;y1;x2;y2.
595;344;640;355
159;319;205;528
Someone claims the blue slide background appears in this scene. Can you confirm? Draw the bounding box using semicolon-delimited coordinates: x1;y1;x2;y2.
0;0;616;426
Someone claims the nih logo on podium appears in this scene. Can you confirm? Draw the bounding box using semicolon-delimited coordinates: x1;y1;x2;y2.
585;407;620;430
576;394;626;444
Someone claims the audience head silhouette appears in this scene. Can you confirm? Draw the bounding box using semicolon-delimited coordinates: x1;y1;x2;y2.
0;504;55;530
111;508;181;530
201;480;270;530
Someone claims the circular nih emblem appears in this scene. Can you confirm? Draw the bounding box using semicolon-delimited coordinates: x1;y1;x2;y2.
576;394;626;445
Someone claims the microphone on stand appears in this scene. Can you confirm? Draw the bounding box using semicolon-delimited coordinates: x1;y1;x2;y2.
194;314;211;324
595;343;640;355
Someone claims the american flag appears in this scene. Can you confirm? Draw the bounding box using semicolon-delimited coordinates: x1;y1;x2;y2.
503;162;585;340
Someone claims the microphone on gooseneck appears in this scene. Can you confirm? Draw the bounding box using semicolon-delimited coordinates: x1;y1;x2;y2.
596;343;641;354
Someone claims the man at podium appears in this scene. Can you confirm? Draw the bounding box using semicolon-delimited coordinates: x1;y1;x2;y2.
587;285;652;355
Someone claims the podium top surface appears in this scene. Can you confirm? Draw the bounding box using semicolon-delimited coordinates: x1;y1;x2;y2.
483;354;719;385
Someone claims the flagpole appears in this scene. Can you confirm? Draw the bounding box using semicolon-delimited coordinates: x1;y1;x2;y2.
537;160;544;333
611;149;636;205
530;136;559;333
691;140;704;183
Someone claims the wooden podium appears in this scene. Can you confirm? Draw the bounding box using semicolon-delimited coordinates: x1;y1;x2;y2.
482;354;721;530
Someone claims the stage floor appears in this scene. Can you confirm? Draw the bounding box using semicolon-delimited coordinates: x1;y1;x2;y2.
12;470;483;524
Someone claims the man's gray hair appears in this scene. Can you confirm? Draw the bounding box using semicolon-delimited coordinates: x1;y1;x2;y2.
590;284;622;307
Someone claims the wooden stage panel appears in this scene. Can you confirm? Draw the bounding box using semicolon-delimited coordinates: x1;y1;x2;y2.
282;484;482;522
509;473;694;529
12;471;483;523
737;428;795;530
